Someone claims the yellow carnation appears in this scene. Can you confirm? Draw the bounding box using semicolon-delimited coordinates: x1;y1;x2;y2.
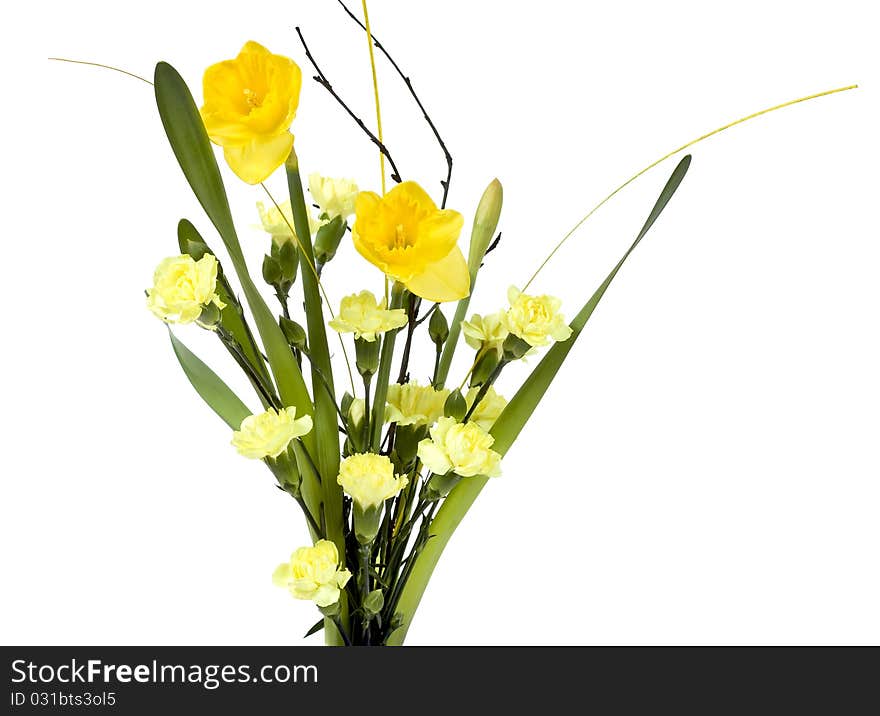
385;382;449;427
231;407;313;459
461;312;509;351
337;453;408;510
272;540;351;607
257;200;323;247
417;417;502;478
502;286;573;347
352;181;469;302
465;386;507;432
200;41;302;184
328;291;408;342
308;173;359;220
146;254;225;327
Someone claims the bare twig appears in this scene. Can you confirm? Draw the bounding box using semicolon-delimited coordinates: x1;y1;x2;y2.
295;26;402;183
335;0;453;207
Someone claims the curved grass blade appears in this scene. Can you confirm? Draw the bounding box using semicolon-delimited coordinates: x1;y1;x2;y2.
168;330;251;430
388;155;692;644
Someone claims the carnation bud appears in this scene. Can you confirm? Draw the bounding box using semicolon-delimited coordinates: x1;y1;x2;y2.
313;216;347;267
262;254;282;286
428;308;449;346
278;241;298;284
470;347;501;387
279;316;308;352
423;472;461;501
355;336;381;378
502;333;532;361
363;589;385;617
444;389;467;421
196;301;222;329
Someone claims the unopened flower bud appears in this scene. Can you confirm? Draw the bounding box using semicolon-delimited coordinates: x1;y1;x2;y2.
428;308;449;346
467;178;503;280
444;389;467;421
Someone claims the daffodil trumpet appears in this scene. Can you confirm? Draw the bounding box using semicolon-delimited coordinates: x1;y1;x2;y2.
126;2;855;646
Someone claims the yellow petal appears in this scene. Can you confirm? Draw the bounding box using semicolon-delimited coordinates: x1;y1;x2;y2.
222;133;294;185
387;181;438;212
404;246;470;302
417;208;464;258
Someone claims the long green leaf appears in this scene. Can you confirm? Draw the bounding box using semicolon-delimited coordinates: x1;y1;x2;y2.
387;155;692;644
153;62;320;510
168;330;251;430
286;153;346;646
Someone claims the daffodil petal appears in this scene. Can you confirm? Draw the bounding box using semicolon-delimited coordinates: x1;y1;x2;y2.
222;133;294;185
403;246;470;302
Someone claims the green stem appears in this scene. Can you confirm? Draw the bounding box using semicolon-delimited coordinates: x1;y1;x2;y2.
370;284;405;450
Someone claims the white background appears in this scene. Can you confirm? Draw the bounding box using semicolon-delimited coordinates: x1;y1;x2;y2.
2;0;878;645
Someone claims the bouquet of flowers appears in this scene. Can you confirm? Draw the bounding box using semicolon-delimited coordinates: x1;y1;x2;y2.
70;2;852;645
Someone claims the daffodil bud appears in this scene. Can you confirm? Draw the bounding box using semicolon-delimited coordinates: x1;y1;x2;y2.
279;316;308;352
467;178;503;280
470;346;501;387
355;336;381;378
314;215;347;267
363;589;385;617
262;254;282;286
444;389;467;421
428;308;449;347
502;333;531;362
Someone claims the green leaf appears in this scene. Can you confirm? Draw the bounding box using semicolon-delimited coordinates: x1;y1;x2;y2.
387;155;692;645
303;619;325;638
285;157;348;645
154;62;320;509
168;330;251;430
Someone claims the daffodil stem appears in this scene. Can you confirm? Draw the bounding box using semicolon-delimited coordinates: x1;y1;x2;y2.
335;0;453;206
295;26;402;183
435;292;472;389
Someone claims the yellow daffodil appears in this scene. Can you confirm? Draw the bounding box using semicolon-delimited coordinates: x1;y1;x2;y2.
337;453;408;510
385;382;449;427
309;173;359;220
272;540;351;607
352;182;469;302
231;407;313;459
461;312;509;351
328;291;408;342
147;254;225;327
417;417;502;478
200;41;302;184
464;386;507;432
502;286;573;347
257;200;323;247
